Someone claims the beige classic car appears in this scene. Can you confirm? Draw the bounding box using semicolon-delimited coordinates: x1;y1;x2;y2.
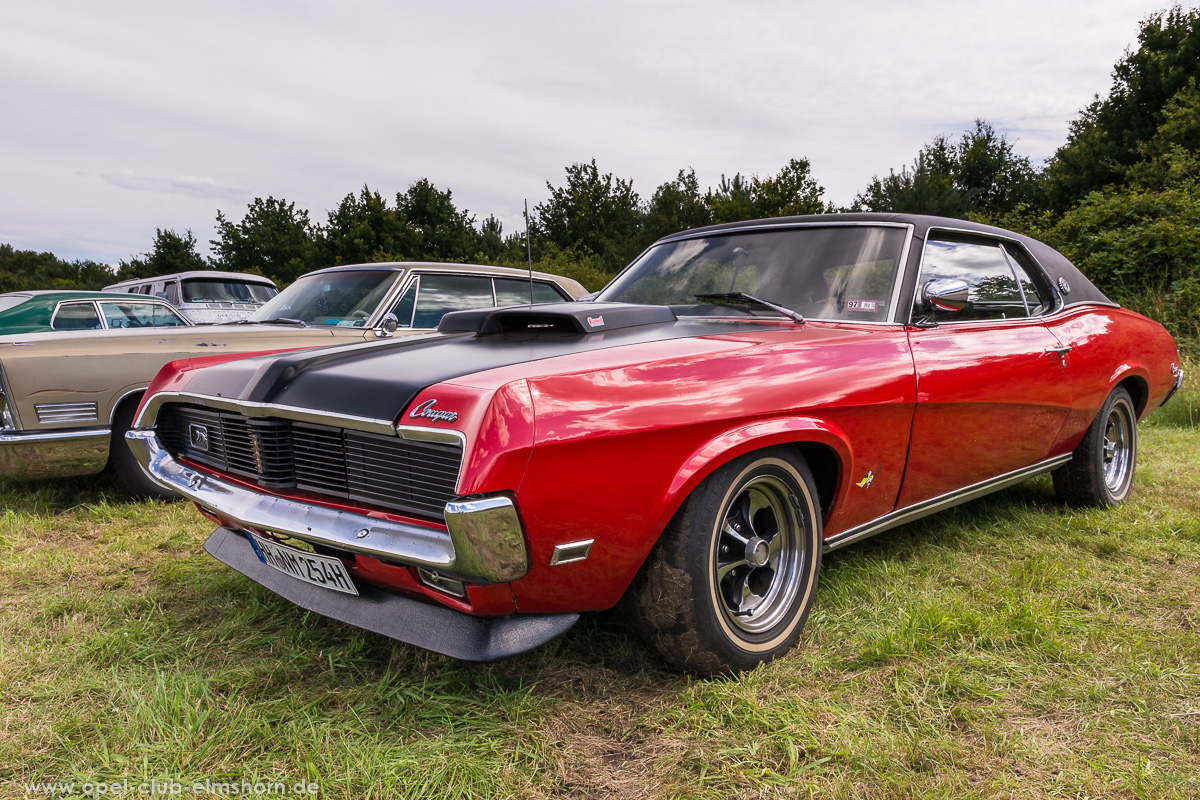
0;262;585;497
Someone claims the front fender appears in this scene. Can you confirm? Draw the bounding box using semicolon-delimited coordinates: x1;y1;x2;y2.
666;416;852;504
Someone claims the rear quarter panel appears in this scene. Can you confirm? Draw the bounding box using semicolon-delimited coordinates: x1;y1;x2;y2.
1045;305;1180;451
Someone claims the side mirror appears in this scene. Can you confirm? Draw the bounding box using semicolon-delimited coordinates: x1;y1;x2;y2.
923;279;970;312
376;312;400;337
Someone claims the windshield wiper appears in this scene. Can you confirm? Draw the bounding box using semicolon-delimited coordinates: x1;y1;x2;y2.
694;292;805;324
252;317;308;326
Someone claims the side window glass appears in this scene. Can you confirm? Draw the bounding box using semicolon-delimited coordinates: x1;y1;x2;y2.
101;301;146;328
1001;245;1052;316
494;278;567;307
52;303;103;331
389;282;416;328
165;282;181;305
915;238;1028;323
411;275;494;328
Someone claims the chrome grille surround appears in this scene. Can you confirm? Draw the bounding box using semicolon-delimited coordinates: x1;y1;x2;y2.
154;400;464;520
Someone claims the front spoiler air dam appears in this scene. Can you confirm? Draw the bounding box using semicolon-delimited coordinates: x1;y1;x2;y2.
124;429;529;583
205;527;575;661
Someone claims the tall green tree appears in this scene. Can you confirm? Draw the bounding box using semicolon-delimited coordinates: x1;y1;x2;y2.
533;160;643;273
1044;5;1200;209
748;158;829;218
395;179;480;262
0;245;114;292
644;169;712;242
318;186;412;266
115;228;208;282
210;197;318;286
705;172;757;224
854;121;1035;216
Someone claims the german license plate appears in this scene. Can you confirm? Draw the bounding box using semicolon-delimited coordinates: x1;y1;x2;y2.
246;531;359;596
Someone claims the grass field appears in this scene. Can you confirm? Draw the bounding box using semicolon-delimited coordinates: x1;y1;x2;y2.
1;383;1197;799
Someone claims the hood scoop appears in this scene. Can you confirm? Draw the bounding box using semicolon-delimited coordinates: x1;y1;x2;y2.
438;302;677;335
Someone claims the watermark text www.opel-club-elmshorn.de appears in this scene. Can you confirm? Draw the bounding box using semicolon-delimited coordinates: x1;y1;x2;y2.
21;778;321;797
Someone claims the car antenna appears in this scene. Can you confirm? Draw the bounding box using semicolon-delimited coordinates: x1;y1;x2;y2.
524;199;534;304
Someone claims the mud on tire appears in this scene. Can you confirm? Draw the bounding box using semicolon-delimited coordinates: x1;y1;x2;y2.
630;447;822;675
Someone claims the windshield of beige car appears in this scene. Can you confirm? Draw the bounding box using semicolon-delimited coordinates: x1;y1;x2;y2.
244;271;402;326
597;225;907;323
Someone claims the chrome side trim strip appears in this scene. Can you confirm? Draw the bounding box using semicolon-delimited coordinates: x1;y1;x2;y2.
125;430;526;583
0;427;111;444
135;390;398;436
822;454;1072;553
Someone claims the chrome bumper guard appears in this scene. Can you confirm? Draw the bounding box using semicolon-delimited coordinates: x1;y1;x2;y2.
125;429;529;583
1161;364;1185;408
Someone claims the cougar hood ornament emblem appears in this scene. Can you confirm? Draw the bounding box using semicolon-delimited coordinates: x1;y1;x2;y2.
408;399;459;424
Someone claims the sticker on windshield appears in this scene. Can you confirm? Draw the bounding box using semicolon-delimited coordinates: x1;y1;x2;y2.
845;299;878;313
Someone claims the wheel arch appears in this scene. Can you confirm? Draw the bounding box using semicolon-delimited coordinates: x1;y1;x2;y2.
108;386;148;428
663;417;850;528
1114;372;1149;419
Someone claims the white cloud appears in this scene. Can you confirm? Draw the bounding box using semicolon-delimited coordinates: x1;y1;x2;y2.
100;171;250;201
0;0;1190;263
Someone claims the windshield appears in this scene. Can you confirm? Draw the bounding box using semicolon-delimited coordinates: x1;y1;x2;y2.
597;225;907;322
245;270;401;326
181;279;277;304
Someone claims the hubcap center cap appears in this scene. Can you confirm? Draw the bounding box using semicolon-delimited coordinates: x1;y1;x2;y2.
745;538;770;568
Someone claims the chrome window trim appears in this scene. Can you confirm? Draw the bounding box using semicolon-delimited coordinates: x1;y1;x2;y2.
359;270;409;330
910;226;1068;324
823;454;1072;553
998;243;1033;316
50;300;103;331
134;390;399;437
97;299;189;328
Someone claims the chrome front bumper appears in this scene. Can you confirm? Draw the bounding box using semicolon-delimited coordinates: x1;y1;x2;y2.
0;427;110;480
125;429;529;583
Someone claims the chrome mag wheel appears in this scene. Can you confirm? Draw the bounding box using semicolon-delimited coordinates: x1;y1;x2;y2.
1102;394;1135;497
713;474;804;635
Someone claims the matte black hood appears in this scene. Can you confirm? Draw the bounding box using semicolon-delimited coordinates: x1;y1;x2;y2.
177;303;763;421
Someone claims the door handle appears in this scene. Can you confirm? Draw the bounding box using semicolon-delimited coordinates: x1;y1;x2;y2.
1045;345;1072;366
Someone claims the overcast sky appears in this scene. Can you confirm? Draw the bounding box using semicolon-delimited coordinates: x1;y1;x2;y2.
2;0;1191;266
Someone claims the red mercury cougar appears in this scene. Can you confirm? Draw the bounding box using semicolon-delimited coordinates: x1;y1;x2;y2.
127;214;1183;674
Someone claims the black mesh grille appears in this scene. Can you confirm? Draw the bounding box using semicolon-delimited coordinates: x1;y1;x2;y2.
156;404;463;519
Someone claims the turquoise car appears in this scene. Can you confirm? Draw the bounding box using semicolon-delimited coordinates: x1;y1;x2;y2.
0;291;191;335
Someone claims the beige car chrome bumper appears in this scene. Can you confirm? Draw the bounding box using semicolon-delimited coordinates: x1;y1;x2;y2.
124;429;529;583
0;428;110;480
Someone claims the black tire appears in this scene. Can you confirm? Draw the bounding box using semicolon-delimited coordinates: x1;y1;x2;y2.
630;448;822;675
107;399;178;501
1053;386;1137;507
